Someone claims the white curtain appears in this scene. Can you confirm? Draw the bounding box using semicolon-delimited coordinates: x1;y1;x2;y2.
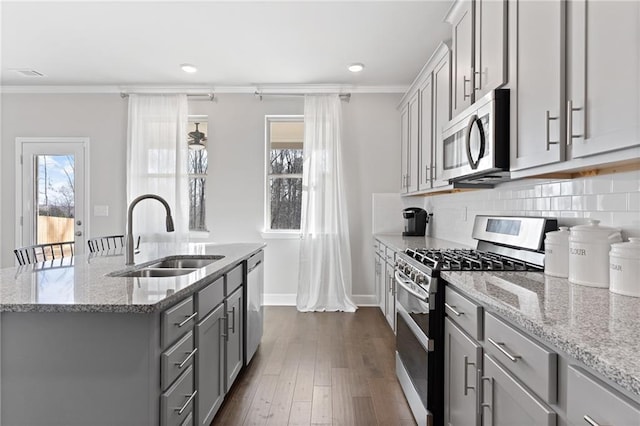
127;94;189;242
296;95;357;312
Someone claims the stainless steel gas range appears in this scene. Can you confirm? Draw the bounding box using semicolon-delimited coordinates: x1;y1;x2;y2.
394;215;558;426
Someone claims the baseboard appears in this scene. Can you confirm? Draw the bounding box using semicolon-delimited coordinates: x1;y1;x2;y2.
263;294;297;306
263;293;377;307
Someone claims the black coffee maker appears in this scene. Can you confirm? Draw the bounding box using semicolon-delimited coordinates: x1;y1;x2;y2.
402;207;429;236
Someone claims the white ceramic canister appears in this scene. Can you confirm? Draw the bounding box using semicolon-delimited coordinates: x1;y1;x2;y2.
544;227;570;278
568;220;622;287
609;238;640;297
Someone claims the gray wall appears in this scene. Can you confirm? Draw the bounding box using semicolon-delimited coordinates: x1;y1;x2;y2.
1;92;401;303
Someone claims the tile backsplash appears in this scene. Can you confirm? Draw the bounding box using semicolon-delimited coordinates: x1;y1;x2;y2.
406;170;640;247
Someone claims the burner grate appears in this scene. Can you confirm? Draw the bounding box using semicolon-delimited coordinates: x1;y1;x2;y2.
404;248;543;272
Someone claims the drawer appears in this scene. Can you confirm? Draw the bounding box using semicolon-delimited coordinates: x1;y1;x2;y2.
197;277;224;318
225;264;244;295
445;286;483;341
567;366;640;426
161;366;195;426
162;297;196;349
161;331;196;390
484;312;557;403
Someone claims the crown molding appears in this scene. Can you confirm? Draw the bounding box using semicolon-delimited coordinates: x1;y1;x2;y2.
0;84;408;95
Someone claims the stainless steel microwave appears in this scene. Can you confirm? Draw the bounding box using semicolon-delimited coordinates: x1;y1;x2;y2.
440;89;510;187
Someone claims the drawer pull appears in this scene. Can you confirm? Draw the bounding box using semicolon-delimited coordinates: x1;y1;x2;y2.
488;337;521;362
174;390;197;415
583;415;602;426
175;348;198;369
445;303;464;317
463;356;475;396
176;312;198;328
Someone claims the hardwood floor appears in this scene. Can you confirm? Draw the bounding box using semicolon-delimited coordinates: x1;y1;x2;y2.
213;307;417;426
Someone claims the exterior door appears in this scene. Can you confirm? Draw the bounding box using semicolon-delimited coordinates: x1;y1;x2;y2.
17;138;88;257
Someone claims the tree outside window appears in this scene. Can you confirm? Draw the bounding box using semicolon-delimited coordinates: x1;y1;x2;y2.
266;116;304;231
187;117;208;231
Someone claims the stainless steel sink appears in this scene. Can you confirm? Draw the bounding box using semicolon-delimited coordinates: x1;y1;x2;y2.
114;268;196;278
108;255;224;278
146;255;224;269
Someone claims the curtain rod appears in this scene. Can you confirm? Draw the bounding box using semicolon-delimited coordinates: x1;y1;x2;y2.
254;91;351;102
120;92;215;101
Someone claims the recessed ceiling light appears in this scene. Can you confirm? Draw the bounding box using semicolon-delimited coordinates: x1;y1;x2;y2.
180;64;198;73
348;63;365;73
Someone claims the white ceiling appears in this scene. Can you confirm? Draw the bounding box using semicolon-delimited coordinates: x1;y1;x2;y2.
1;1;452;90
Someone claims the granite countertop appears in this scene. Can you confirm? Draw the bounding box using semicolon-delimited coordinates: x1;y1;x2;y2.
0;242;264;314
376;233;640;398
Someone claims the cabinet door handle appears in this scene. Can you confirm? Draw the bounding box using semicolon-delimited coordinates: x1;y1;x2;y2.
488;337;521;362
175;348;198;369
445;303;464;317
583;415;602;426
474;70;481;92
545;110;560;150
174;390;197;415
176;312;198;328
221;314;228;339
463;355;475;396
463;75;472;100
480;376;493;414
228;306;236;334
567;100;584;145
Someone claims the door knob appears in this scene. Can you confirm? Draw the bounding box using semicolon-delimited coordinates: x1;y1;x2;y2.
75;231;82;236
76;220;82;226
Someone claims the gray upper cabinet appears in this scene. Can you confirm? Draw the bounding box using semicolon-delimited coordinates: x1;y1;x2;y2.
407;91;420;193
509;0;565;170
446;0;507;116
509;0;566;171
399;43;452;194
444;318;482;426
419;75;434;191
482;354;556;426
225;286;244;392
432;50;452;188
474;0;507;99
400;104;410;192
567;0;640;159
449;0;474;116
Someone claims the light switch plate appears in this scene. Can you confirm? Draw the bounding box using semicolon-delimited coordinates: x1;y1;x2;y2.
94;205;109;217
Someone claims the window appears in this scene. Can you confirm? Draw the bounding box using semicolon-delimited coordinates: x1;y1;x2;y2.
265;116;304;232
187;116;208;232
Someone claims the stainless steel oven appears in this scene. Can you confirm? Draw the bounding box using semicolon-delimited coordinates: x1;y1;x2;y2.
394;266;444;426
440;89;510;186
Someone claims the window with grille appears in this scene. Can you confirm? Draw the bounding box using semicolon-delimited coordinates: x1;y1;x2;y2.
265;116;304;231
187;117;208;232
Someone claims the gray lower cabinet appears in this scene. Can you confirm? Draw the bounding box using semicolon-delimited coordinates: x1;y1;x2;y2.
195;303;226;426
444;318;482;426
481;354;556;426
161;365;196;426
225;286;244;391
567;365;640;426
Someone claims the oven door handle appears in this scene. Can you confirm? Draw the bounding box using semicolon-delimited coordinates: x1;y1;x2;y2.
395;270;429;302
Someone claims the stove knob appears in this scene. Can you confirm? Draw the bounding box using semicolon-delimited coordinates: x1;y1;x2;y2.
404;265;413;275
415;274;427;285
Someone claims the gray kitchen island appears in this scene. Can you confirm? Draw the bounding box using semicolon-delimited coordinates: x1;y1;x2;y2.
0;242;265;426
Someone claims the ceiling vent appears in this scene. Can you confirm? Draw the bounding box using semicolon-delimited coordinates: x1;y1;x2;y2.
11;68;45;77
